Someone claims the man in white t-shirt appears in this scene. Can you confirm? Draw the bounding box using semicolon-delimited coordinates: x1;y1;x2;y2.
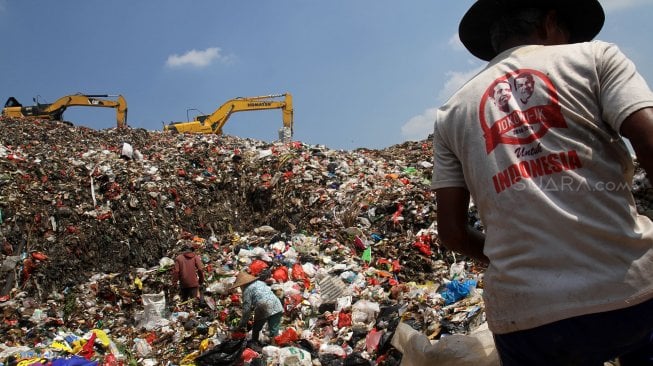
432;0;653;364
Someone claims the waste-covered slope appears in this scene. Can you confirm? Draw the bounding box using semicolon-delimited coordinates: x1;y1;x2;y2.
0;118;442;299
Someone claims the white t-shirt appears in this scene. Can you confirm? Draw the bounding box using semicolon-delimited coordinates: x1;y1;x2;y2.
432;40;653;334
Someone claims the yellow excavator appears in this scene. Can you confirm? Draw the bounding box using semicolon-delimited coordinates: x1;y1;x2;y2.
2;93;128;129
163;93;293;141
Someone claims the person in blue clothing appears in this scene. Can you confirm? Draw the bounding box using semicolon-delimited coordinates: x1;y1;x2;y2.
230;271;284;345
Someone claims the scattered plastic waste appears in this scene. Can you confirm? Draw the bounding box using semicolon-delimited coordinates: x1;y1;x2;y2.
0;117;647;365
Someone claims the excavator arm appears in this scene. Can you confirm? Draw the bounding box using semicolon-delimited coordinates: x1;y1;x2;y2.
164;93;293;140
2;94;128;129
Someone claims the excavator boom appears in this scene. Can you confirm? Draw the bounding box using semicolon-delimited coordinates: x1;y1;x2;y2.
2;94;128;129
164;93;293;141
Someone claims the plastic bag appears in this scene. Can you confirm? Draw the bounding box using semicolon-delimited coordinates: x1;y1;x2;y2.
390;321;499;366
159;257;174;268
133;338;152;357
284;293;304;313
273;266;289;282
249;260;269;276
344;353;371;366
101;354;123;366
277;346;312;366
319;344;346;357
351;300;380;330
291;263;310;288
338;311;352;328
92;329;111;349
79;332;97;359
320;353;345;366
207;278;234;295
51;356;100;366
142;292;166;317
352;300;380;319
365;328;383;353
242;348;260;363
121;143;133;159
440;279;477;305
139;292;169;330
274;327;299;346
195;339;246;366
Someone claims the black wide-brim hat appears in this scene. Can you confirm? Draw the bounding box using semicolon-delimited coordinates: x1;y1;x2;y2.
459;0;605;61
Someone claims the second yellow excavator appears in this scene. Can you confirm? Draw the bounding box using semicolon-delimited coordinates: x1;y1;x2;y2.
163;93;293;141
2;93;128;129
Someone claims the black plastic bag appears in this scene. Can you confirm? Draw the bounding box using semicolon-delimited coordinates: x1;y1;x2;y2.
343;352;371;366
319;353;344;366
377;349;403;366
195;339;246;366
297;338;319;359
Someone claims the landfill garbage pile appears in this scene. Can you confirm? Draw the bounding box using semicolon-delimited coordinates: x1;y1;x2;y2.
0;118;446;298
0;117;650;366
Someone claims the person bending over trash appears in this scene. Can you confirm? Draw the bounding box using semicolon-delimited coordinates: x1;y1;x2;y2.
172;241;205;301
230;271;284;345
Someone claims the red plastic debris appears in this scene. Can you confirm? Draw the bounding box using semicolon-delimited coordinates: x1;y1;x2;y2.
274;327;298;346
31;251;48;261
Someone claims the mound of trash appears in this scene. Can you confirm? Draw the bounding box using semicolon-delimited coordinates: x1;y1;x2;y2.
0;117;649;366
0;118;446;296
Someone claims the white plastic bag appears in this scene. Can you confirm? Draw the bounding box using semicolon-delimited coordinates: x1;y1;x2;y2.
133;337;152;357
121;143;134;159
351;299;380;330
159;257;174;268
391;321;499;366
207;278;233;295
142;292;166;316
277;346;312;366
139;292;169;330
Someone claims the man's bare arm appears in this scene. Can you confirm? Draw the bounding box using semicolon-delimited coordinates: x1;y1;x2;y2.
621;107;653;181
435;187;489;264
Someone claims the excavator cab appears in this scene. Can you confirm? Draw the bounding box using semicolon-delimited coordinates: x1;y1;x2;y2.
2;97;56;119
4;97;22;108
195;115;210;124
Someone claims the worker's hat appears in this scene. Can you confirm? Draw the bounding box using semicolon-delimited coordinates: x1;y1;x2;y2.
229;272;257;290
458;0;605;61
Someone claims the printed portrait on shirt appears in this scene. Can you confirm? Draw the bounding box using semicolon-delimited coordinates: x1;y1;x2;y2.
480;69;567;153
514;72;535;105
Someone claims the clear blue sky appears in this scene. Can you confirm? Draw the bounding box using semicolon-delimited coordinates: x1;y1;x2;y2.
1;0;652;150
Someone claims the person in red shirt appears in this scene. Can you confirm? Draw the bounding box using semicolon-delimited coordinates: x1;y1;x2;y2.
172;241;205;301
